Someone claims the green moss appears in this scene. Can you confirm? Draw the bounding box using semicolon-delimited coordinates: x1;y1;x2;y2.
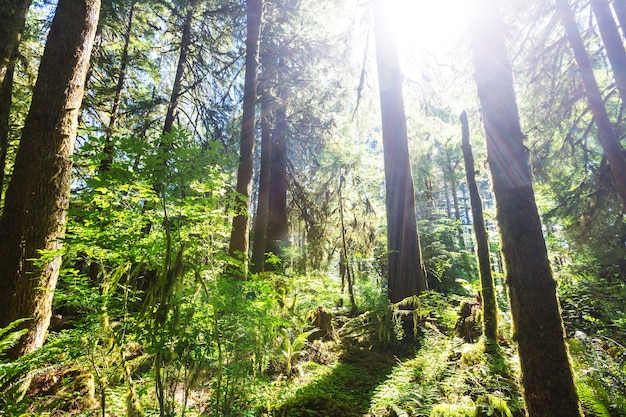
430;403;474;417
474;394;512;417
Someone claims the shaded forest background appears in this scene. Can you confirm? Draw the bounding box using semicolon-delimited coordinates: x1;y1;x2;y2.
0;0;625;416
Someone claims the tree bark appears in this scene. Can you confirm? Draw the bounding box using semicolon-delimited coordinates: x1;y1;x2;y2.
469;1;582;415
250;79;272;273
373;0;426;303
250;59;274;272
460;111;498;345
0;0;101;358
558;0;626;209
163;5;193;136
0;0;31;87
265;83;288;270
591;0;626;105
228;0;263;277
0;56;15;205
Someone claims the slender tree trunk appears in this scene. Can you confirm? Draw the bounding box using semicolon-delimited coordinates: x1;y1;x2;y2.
0;57;15;205
163;5;193;136
228;0;263;277
558;0;626;209
460;111;498;345
338;173;356;313
373;0;426;303
612;0;626;41
265;83;288;270
469;1;582;415
250;79;272;273
591;0;626;105
0;0;31;87
99;0;136;172
0;0;100;358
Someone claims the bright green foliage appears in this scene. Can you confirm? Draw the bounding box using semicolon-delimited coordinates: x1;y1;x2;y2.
430;403;474;417
569;334;626;417
369;329;522;417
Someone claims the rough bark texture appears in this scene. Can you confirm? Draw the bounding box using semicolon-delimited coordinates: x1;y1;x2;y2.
373;0;426;303
0;0;101;358
469;1;582;415
558;0;626;209
0;0;31;87
460;111;498;344
591;0;626;105
265;85;288;270
228;0;263;277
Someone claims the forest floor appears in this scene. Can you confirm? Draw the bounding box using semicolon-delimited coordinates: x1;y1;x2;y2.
7;294;626;417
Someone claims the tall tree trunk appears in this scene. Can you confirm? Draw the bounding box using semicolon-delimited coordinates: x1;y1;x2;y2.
0;57;15;205
460;111;498;345
612;0;626;41
469;1;582;415
265;84;288;270
0;0;100;358
163;5;193;136
373;0;426;303
558;0;626;209
99;0;136;172
251;73;273;273
228;0;263;277
591;0;626;105
0;0;31;87
338;172;356;313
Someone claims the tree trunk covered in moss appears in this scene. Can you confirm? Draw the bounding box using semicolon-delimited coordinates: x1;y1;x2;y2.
557;0;626;210
228;0;263;278
373;0;426;303
460;111;498;344
468;1;582;415
0;0;101;358
0;57;15;204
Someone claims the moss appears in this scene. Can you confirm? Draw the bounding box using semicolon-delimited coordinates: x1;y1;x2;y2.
430;402;474;417
474;394;512;417
278;392;361;417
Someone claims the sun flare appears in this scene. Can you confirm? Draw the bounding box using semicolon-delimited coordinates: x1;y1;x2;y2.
384;0;470;56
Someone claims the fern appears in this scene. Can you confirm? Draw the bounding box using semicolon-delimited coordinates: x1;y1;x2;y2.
577;381;611;417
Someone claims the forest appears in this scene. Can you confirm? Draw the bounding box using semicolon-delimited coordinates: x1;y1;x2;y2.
0;0;625;416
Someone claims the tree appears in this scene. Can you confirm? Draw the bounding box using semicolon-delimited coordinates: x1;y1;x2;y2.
98;0;136;172
468;0;582;415
590;0;626;106
372;0;427;303
0;0;30;87
557;0;626;209
228;0;263;278
265;82;288;270
460;110;498;344
0;0;101;358
0;0;31;199
250;71;273;273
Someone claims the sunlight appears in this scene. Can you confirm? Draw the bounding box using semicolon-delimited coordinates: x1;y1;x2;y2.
384;0;470;56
